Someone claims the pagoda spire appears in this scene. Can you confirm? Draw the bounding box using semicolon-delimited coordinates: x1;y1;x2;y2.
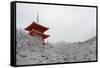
37;12;39;23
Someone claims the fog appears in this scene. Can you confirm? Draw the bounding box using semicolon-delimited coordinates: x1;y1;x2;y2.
16;3;96;43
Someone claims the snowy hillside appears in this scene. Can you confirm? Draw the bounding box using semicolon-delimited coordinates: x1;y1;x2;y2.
16;29;97;65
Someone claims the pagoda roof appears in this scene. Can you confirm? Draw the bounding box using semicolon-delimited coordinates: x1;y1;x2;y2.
29;29;49;39
25;21;49;33
42;34;49;39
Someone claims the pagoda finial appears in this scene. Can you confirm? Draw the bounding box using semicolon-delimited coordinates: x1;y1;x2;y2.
37;12;39;23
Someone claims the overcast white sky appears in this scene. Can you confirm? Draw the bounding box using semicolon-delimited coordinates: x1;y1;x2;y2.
16;3;96;43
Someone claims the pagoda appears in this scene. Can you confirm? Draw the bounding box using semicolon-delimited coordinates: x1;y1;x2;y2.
24;13;49;48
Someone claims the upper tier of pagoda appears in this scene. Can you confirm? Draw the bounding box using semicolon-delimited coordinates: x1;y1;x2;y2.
25;21;49;40
25;21;49;33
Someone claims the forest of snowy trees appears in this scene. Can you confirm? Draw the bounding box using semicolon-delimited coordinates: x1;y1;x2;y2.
16;29;96;65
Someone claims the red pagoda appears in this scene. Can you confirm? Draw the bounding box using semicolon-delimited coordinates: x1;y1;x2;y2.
25;21;49;48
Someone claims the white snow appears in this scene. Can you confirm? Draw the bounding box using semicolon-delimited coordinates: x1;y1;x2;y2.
16;29;97;65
